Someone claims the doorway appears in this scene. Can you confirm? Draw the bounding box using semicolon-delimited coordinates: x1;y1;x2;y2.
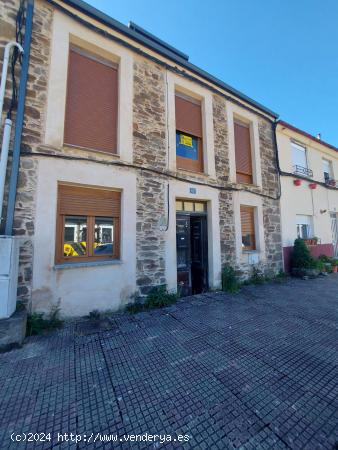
330;213;338;257
176;200;208;296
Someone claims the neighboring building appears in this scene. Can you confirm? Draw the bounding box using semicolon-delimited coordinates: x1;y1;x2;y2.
277;121;338;271
0;0;282;316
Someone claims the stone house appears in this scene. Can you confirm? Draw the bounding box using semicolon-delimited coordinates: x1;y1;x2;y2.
0;0;283;317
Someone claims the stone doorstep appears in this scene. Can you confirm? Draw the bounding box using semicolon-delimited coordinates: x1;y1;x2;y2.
0;309;27;352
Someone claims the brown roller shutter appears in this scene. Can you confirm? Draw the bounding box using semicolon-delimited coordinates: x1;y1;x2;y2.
175;94;202;137
240;205;256;250
175;93;203;172
64;48;118;154
58;185;121;217
235;121;253;184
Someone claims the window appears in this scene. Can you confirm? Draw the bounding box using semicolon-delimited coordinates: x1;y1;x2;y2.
292;142;310;176
234;120;253;184
64;47;118;154
296;215;312;239
175;93;203;173
176;200;206;212
56;184;121;263
323;159;333;183
240;205;256;251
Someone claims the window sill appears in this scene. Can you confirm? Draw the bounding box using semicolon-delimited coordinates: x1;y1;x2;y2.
54;260;123;270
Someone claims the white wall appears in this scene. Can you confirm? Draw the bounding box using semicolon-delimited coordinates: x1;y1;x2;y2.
277;127;338;247
32;158;137;317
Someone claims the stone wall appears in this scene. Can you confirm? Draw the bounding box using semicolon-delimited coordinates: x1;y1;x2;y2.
133;57;167;294
212;92;283;277
0;0;53;304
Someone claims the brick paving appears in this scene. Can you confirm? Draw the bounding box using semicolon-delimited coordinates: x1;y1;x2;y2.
0;276;338;449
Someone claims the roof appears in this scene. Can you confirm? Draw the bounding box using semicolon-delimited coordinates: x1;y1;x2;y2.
60;0;279;118
278;120;338;153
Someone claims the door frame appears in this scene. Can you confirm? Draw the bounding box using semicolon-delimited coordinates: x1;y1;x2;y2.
176;207;208;296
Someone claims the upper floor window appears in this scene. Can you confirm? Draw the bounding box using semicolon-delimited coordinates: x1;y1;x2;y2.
64;47;118;154
240;205;256;251
56;184;121;264
323;159;334;184
292;142;313;177
175;93;203;173
234;120;253;184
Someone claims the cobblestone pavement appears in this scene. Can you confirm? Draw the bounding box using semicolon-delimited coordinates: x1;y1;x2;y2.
0;276;338;450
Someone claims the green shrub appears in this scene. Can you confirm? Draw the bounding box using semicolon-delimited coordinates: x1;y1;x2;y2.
248;266;266;285
291;238;314;269
127;285;178;313
26;305;63;336
273;270;287;283
221;265;240;293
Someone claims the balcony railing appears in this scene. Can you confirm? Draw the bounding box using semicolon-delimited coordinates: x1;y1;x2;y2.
293;165;313;178
324;176;337;188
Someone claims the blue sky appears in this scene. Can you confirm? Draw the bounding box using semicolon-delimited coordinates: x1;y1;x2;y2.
87;0;338;146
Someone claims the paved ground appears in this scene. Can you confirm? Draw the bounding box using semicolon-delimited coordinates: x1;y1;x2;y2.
0;276;338;450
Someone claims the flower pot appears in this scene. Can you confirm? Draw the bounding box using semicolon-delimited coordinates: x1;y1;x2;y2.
333;265;338;273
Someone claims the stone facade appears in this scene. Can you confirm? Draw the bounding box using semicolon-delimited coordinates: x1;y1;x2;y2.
0;0;53;304
0;0;283;314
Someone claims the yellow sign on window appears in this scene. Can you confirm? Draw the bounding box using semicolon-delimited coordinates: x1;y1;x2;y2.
180;134;193;147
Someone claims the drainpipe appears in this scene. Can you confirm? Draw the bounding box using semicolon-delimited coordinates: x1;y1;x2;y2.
4;0;34;236
0;43;24;224
0;42;24;122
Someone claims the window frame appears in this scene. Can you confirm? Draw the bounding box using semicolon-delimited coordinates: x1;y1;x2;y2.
55;186;121;264
44;13;133;163
226;101;262;187
296;215;312;240
291;141;308;170
234;118;254;185
175;92;204;173
322;158;333;182
167;72;216;177
240;205;257;252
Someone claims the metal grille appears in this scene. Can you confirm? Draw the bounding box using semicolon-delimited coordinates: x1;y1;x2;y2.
293;165;313;177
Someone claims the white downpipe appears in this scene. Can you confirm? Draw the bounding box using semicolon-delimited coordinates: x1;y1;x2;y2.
0;41;24;124
0;119;12;223
0;41;23;225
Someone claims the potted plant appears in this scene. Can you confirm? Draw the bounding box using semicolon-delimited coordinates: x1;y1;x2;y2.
332;259;338;273
290;238;320;278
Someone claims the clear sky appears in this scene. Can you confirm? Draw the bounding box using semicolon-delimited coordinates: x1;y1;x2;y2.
86;0;338;146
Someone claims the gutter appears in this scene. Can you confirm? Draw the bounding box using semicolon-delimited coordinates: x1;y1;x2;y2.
54;0;278;119
4;0;34;236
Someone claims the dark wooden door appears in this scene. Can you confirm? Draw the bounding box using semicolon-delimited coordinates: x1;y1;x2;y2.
190;216;208;294
176;215;191;296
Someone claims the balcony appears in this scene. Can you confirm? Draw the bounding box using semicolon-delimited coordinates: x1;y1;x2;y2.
293;165;313;178
324;176;337;188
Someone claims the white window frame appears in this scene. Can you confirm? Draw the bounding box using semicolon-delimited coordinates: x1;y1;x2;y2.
226;101;262;187
45;10;133;162
234;191;265;263
291;141;308;173
296;215;312;239
322;158;333;182
167;71;216;177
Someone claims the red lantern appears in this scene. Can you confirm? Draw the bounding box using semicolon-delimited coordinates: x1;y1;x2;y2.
309;183;317;190
294;179;301;186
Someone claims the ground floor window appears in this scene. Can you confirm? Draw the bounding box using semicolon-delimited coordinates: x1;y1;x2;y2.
240;205;256;251
56;184;121;263
296;215;312;239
